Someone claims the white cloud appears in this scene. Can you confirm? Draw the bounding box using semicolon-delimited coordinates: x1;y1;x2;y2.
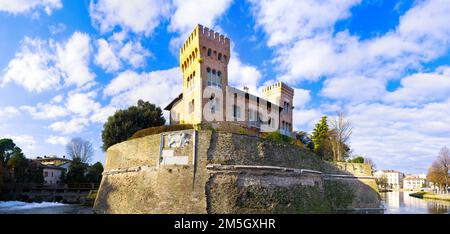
66;91;101;117
94;37;151;73
95;38;121;72
1;32;95;92
321;76;386;102
5;134;36;156
56;32;95;88
1;37;61;92
89;0;171;35
0;0;62;15
49;118;90;134
228;51;262;95
168;0;233;50
250;0;361;46
384;67;450;105
46;135;69;145
104;68;182;108
0;106;20;119
90;105;117;123
293;88;311;108
21;103;68;120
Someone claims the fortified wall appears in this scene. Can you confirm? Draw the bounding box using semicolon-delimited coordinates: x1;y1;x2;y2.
94;130;381;214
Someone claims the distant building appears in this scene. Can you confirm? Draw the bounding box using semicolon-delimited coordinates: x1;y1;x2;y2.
374;170;405;189
33;155;72;185
403;174;427;190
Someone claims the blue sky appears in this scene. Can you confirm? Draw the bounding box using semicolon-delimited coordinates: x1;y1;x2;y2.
0;0;449;174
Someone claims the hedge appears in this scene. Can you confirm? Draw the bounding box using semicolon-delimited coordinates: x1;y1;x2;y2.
130;124;194;140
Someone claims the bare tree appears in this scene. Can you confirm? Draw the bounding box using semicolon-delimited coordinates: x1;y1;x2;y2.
375;174;388;191
427;147;450;191
66;137;94;164
364;157;376;171
329;111;353;161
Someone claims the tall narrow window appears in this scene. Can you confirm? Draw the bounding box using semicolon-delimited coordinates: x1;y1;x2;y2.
207;48;212;57
218;53;222;61
217;71;222;87
212;70;216;86
207;67;212;86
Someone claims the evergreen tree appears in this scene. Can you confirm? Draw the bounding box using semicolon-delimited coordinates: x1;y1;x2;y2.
65;157;88;184
101;99;166;151
86;162;104;183
311;116;330;159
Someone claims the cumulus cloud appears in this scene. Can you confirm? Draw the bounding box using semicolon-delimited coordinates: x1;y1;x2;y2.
94;36;151;73
46;135;69;145
104;68;182;108
49;118;90;134
384;66;450;105
66;91;101;117
89;0;171;35
228;50;262;95
1;32;95;92
56;32;95;88
0;106;20;119
21;103;68;120
0;0;62;15
5;134;36;156
1;37;61;92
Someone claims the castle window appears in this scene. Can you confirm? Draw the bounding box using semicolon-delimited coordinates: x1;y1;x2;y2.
189;99;194;113
284;102;290;113
233;105;241;119
217;71;222;87
213;51;217;59
207;48;212;57
207;67;212;86
218;53;222;61
223;55;227;61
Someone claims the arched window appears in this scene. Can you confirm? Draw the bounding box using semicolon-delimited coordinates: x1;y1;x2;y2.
207;48;212;57
218;53;222;61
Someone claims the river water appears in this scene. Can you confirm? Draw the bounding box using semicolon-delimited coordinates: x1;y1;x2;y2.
0;201;93;214
1;191;449;214
381;191;450;214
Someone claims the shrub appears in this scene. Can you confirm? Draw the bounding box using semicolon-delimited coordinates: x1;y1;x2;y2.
262;131;294;144
130;124;194;140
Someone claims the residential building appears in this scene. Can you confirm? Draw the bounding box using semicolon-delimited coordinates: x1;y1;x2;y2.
33;155;72;185
374;170;405;189
403;174;427;190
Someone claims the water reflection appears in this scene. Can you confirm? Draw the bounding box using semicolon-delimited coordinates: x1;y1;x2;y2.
381;191;450;214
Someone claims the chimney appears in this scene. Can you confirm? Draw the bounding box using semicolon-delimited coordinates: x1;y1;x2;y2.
244;86;249;92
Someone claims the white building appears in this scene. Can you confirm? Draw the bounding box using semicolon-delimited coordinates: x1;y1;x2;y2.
403;174;427;190
42;165;65;185
374;170;405;189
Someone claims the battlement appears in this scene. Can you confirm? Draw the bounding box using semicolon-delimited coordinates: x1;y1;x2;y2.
198;24;230;46
180;24;230;56
262;81;294;95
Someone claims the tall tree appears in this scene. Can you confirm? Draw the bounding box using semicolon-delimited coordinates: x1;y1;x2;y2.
0;138;17;166
329;111;353;161
311;116;330;159
65;157;88;184
66;137;94;164
6;148;29;183
86;162;104;183
427;147;450;190
101;99;166;151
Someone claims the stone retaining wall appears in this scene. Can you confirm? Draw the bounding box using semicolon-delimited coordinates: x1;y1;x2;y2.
94;130;381;214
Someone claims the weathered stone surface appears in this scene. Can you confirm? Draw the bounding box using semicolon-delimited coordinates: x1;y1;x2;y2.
94;130;381;214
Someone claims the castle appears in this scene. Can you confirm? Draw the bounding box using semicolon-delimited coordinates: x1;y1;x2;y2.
164;24;294;136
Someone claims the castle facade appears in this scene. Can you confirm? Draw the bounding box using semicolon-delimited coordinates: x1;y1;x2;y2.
164;25;294;136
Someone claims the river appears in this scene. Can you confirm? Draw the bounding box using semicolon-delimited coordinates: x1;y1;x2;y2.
0;201;93;214
2;192;450;214
381;191;450;214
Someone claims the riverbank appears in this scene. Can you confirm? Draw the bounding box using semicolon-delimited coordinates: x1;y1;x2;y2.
409;191;450;202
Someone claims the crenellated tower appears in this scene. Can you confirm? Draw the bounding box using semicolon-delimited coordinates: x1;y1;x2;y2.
262;82;294;135
179;24;230;124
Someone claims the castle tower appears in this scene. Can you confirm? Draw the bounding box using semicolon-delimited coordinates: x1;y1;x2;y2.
179;24;230;124
262;82;294;135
